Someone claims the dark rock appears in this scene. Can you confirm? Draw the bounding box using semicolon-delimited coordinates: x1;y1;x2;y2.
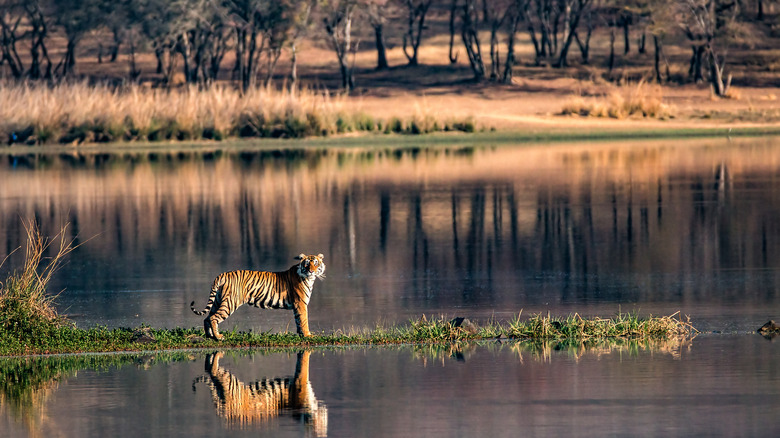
132;327;156;344
187;334;208;344
450;317;478;335
758;320;780;338
8;126;34;145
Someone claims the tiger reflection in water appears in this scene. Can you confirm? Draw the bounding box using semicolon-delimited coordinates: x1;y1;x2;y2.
193;350;327;436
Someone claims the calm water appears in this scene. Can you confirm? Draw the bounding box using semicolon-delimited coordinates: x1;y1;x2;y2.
1;338;779;437
1;137;780;435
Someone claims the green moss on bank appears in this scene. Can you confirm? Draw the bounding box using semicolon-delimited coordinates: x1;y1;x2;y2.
0;313;695;357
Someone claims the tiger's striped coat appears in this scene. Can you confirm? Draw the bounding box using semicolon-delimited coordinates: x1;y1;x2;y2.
191;253;325;340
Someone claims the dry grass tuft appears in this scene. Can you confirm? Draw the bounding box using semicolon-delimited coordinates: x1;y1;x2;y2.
561;80;675;120
0;220;79;329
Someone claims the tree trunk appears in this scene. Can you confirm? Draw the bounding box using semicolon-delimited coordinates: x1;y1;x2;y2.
489;26;500;80
708;46;729;96
403;1;431;66
653;36;662;83
527;25;542;64
460;3;485;81
638;32;646;54
689;45;705;83
574;31;589;65
129;39;139;80
155;43;164;74
502;12;520;84
448;0;458;63
623;20;630;54
110;28;122;62
556;26;577;67
608;25;615;73
374;23;388;70
64;37;77;76
556;0;590;68
264;47;282;87
324;6;355;92
289;42;298;86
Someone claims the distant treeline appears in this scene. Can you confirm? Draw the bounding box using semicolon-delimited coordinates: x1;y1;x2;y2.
0;1;777;96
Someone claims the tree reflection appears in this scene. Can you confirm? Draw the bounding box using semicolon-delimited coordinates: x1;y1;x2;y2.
0;352;195;438
2;141;780;325
193;350;327;436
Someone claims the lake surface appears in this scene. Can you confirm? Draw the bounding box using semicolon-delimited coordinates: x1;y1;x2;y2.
1;337;779;437
1;136;780;435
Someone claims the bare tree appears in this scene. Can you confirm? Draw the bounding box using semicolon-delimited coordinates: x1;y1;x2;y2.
555;0;592;68
645;0;676;83
0;0;53;79
502;1;526;83
54;0;102;76
322;0;359;91
288;0;316;85
525;0;566;64
458;0;526;82
484;0;513;80
460;0;485;80
0;0;28;78
677;0;741;96
447;0;458;63
399;0;432;66
365;0;392;70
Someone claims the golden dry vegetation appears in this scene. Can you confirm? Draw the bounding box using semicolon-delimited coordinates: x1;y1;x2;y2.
3;9;780;145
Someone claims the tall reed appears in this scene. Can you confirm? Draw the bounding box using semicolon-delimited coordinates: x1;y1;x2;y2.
0;220;78;333
0;81;476;145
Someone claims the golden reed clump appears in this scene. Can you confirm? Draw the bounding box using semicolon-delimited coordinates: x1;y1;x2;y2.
561;80;675;120
0;81;476;145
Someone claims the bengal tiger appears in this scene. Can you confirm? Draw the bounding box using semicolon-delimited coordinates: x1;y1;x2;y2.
190;253;325;340
193;350;327;435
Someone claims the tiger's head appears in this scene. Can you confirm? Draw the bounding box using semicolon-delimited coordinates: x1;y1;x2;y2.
296;253;326;280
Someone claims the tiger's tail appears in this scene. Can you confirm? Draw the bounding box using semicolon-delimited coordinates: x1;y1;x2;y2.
191;275;224;316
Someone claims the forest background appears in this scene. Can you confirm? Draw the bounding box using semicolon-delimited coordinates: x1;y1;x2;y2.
2;0;780;142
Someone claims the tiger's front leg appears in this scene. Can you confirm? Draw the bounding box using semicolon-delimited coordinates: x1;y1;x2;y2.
293;302;312;337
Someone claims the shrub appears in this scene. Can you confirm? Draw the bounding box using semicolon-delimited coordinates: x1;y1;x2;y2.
0;221;78;344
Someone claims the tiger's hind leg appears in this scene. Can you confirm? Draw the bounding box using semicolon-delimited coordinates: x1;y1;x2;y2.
203;316;217;340
205;301;236;341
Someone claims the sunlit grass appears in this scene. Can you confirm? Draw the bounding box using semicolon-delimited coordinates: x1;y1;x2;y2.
561;80;675;119
0;81;478;145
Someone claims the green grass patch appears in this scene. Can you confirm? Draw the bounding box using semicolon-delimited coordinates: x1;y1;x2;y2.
0;313;696;357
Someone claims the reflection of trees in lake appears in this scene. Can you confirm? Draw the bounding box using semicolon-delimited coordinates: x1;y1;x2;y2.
0;352;195;438
193;350;327;435
1;140;780;315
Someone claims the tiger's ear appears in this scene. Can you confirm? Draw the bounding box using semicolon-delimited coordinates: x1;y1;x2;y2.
295;253;306;260
317;253;324;259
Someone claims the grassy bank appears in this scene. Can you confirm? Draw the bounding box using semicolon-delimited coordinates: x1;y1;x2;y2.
0;222;694;356
0;81;477;146
0;313;695;357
